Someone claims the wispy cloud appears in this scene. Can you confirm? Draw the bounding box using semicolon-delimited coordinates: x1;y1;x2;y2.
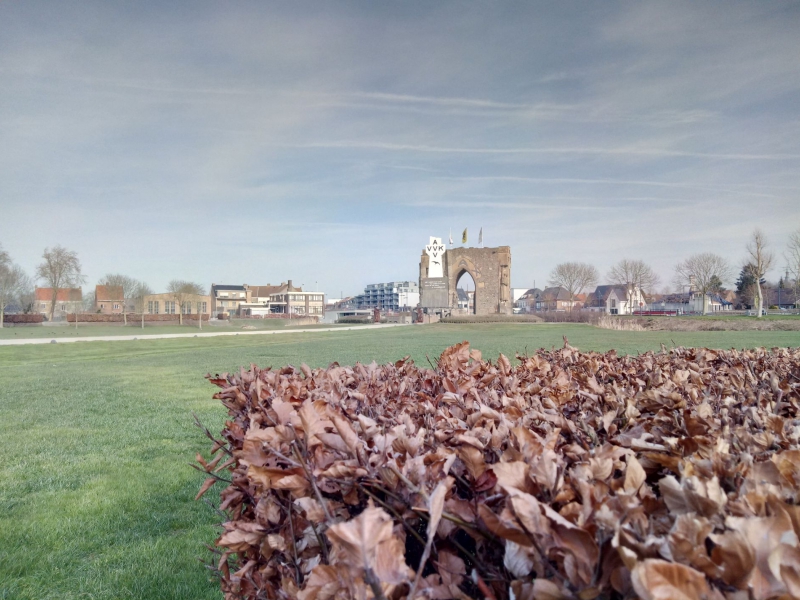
285;141;800;161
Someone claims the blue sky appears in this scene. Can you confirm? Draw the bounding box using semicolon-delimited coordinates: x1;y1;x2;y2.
2;1;799;296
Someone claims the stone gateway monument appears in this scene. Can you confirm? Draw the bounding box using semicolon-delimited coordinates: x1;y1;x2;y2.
419;236;512;315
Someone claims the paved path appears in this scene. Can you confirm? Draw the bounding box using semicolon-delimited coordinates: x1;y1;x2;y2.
0;323;410;346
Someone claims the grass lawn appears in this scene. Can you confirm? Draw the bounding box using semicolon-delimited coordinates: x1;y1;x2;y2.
0;319;343;340
1;323;799;599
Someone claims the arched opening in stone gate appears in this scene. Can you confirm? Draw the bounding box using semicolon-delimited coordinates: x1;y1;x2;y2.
455;269;476;315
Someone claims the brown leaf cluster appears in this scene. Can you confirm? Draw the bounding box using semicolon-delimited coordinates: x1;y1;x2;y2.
197;341;800;600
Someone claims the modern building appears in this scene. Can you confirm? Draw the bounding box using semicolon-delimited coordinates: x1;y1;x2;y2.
143;292;211;316
354;281;419;311
210;284;248;316
35;287;83;320
649;292;734;314
95;285;124;314
212;281;325;317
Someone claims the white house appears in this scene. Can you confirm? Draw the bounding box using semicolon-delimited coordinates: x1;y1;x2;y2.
606;286;644;315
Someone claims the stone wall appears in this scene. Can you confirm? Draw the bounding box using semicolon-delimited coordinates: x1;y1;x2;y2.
419;245;512;315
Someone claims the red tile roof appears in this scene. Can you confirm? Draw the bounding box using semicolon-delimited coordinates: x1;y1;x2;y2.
35;287;83;302
96;285;124;302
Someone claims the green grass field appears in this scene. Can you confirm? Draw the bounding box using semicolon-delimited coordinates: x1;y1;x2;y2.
2;323;799;599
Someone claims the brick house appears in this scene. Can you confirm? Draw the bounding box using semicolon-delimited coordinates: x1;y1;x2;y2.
35;287;83;320
95;285;124;314
539;286;577;311
514;288;543;313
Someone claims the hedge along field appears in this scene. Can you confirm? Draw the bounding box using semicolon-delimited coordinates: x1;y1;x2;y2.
1;323;799;599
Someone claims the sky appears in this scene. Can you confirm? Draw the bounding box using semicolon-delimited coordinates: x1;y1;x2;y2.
2;1;799;297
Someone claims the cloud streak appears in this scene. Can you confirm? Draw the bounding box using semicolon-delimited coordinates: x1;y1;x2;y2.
287;141;800;161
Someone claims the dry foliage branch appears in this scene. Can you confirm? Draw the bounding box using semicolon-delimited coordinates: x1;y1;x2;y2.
198;341;800;600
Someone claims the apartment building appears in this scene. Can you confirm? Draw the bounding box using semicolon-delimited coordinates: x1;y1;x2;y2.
210;284;248;316
354;281;419;311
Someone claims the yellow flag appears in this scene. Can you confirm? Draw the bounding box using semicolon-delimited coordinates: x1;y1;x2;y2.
462;228;467;244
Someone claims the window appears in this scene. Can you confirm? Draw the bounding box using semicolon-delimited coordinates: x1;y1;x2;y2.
197;301;206;313
164;301;175;314
113;304;119;310
182;302;191;315
41;302;46;309
148;300;160;314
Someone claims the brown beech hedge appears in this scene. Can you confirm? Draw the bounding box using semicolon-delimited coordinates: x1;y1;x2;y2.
196;341;800;600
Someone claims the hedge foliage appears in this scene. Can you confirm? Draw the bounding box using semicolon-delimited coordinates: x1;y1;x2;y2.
1;313;43;323
440;315;544;324
197;341;800;600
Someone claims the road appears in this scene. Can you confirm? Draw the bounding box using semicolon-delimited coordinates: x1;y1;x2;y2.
0;323;410;346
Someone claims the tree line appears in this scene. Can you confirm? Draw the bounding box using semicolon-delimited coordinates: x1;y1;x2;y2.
546;228;800;317
0;244;204;327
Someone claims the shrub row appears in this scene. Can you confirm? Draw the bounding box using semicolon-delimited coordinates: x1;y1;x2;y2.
336;316;373;324
198;342;800;600
440;314;544;324
66;313;209;322
1;313;44;323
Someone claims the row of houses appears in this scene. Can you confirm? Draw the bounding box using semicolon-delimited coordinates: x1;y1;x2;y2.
513;285;739;315
32;280;325;320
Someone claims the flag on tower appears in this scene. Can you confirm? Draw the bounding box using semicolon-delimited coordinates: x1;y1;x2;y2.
478;227;483;246
462;228;468;244
449;229;453;246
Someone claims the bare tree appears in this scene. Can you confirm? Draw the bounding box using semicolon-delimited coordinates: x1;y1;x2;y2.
36;246;86;322
746;229;774;318
166;280;205;325
130;281;154;328
0;245;30;328
673;253;732;314
98;273;143;325
130;281;153;313
787;230;800;307
83;290;97;313
608;259;661;312
548;262;598;311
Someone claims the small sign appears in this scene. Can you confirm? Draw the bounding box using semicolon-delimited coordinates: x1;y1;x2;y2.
424;237;445;278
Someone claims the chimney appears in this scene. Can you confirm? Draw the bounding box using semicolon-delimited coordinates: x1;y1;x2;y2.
288;279;293;289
